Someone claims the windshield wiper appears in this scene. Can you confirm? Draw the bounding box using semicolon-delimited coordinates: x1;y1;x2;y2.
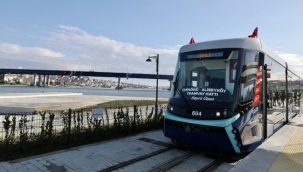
173;70;193;113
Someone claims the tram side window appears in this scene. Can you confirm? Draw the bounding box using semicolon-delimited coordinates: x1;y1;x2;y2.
239;50;259;103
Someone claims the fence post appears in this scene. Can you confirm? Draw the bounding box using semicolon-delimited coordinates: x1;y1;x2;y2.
68;108;71;149
133;105;136;133
262;65;267;140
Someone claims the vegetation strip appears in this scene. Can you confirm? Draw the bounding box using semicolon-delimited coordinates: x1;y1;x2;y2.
0;100;168;161
77;99;168;110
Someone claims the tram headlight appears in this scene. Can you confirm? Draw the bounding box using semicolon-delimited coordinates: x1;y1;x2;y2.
216;112;220;117
167;105;173;111
170;106;173;111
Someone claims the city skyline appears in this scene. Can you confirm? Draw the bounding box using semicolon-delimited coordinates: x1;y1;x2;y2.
1;73;167;89
1;1;303;86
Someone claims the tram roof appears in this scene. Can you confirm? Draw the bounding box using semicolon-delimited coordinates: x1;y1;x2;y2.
179;37;298;75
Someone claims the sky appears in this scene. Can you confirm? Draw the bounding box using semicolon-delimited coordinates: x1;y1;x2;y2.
1;1;303;86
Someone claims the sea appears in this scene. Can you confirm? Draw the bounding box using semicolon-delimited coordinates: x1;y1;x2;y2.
0;86;171;98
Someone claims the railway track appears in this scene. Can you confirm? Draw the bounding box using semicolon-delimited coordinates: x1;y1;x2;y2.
98;137;244;172
99;146;175;172
147;151;199;172
197;153;234;172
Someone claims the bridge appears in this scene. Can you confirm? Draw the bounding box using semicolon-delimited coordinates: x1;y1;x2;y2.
0;68;174;88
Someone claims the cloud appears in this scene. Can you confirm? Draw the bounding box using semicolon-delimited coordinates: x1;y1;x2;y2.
278;53;303;65
2;25;302;85
0;25;179;86
59;25;86;34
4;26;18;33
278;53;303;77
44;25;179;74
0;42;65;58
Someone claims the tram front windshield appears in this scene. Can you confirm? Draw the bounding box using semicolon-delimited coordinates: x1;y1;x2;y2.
172;48;241;104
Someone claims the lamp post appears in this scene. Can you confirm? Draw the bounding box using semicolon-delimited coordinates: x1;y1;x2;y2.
146;54;159;119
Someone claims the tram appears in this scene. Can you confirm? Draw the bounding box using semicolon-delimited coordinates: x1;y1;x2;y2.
162;28;301;153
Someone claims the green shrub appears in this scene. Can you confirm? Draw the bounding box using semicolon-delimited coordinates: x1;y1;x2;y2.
0;101;167;161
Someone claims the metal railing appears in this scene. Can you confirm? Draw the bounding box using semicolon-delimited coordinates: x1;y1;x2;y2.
0;104;165;144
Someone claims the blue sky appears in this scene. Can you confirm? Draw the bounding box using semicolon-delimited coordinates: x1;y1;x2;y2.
1;1;303;86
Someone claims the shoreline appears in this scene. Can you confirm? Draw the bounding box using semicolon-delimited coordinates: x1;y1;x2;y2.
0;84;29;87
0;92;168;113
0;92;83;98
0;84;170;90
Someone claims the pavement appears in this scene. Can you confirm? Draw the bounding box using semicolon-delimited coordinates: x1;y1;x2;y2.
229;113;303;172
0;130;172;172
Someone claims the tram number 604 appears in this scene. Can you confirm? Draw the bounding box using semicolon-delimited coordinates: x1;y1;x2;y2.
192;111;202;116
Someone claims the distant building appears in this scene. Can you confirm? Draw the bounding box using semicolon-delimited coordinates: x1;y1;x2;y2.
0;74;4;83
4;74;16;83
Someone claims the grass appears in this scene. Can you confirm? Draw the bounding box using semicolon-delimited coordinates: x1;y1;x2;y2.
76;99;169;110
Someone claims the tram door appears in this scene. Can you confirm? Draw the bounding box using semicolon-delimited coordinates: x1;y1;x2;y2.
264;55;287;137
266;80;286;136
287;72;300;117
